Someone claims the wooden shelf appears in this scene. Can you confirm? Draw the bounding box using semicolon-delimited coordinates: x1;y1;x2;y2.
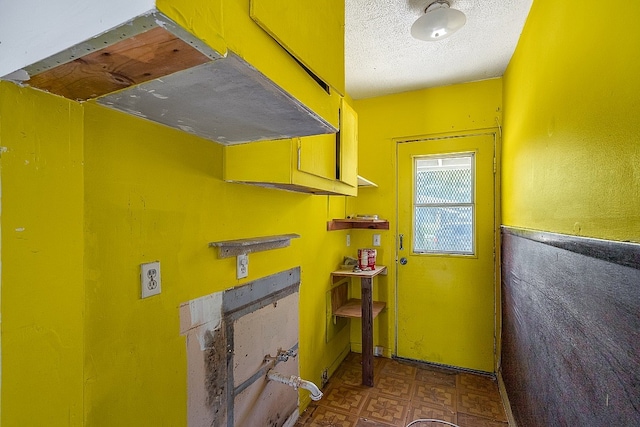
327;219;389;231
334;299;386;319
209;233;300;258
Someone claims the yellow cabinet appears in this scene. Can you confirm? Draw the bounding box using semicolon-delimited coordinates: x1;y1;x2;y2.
17;0;345;145
249;0;345;95
224;98;358;196
339;99;358;187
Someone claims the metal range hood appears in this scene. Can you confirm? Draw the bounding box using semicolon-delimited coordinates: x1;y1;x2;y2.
19;10;337;144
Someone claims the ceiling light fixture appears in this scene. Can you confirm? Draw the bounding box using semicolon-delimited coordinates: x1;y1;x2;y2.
411;0;466;41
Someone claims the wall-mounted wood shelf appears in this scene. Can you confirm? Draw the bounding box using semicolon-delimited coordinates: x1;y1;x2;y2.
209;233;300;258
327;219;389;231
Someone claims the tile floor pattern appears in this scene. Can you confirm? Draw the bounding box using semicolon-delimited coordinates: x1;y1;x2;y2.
295;353;508;427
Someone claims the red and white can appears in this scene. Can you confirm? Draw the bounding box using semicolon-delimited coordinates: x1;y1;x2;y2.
357;248;377;270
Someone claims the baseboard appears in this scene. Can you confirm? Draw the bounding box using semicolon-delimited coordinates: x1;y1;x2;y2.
497;370;518;427
283;409;299;427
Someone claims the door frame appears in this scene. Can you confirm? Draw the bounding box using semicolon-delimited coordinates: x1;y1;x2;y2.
393;128;502;371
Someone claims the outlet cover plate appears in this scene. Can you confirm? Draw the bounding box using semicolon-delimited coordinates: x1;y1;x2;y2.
237;253;248;279
373;234;381;247
141;261;161;298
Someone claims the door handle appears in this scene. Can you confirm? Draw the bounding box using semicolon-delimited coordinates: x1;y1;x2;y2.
399;234;404;250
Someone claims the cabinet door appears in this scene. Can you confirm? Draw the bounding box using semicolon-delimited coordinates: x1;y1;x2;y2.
339;98;358;187
298;135;336;180
250;0;345;95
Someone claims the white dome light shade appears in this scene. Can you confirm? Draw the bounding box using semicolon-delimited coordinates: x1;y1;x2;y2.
411;1;466;41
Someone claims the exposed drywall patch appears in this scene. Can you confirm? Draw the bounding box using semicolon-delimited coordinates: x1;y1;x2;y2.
203;329;227;426
185;330;219;426
182;268;303;427
233;364;297;427
180;292;223;350
189;293;223;330
226;274;301;426
180;292;226;426
232;292;298;387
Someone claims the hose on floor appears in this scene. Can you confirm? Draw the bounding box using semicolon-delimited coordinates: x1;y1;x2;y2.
405;419;461;427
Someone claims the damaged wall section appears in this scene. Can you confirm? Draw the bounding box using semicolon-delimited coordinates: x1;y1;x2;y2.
180;267;301;427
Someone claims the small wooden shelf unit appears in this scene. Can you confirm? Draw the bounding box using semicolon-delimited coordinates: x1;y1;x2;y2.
330;265;387;387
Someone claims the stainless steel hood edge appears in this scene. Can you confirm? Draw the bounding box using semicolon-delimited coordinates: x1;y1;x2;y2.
96;53;337;144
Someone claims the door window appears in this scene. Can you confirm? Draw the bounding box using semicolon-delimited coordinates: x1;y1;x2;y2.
413;153;475;254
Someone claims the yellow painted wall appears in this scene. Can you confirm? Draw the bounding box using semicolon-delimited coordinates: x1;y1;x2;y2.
352;79;502;357
502;0;640;242
1;1;353;424
0;82;85;425
80;102;350;424
0;83;351;425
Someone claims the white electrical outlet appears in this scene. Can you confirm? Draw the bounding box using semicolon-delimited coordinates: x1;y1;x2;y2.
374;346;384;357
237;253;248;279
373;234;381;247
346;234;351;247
141;261;161;298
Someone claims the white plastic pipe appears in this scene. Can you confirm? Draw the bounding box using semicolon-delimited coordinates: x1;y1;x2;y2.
267;370;323;401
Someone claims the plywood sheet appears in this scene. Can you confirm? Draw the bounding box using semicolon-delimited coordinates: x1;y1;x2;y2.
331;282;349;314
28;26;210;100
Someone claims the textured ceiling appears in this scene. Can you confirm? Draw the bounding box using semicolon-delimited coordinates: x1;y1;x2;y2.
345;0;533;99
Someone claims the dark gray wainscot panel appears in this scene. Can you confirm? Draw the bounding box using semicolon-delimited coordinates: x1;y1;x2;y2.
501;227;640;426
